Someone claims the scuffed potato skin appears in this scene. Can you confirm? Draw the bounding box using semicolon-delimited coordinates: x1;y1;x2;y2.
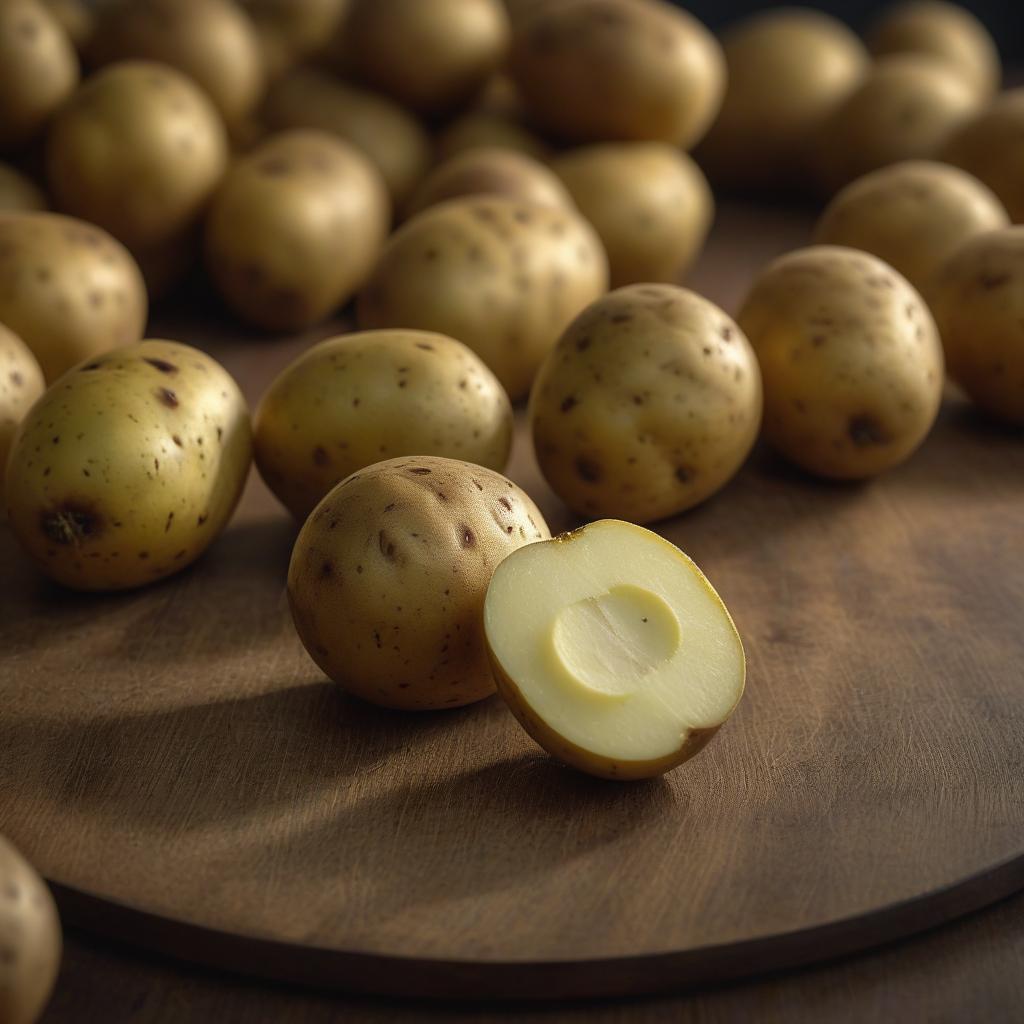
0;164;47;213
530;285;762;523
255;329;513;520
0;326;45;510
5;340;252;591
288;455;550;710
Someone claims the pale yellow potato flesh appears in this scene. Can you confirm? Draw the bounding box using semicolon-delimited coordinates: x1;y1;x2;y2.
485;519;745;781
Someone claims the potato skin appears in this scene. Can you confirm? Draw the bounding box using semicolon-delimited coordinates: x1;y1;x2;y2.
288;455;550;710
530;285;761;523
0;213;147;382
434;110;549;164
738;246;944;479
0;165;47;213
205;130;390;331
0;326;45;509
255;329;513;520
927;227;1024;425
358;196;608;401
5;340;252;591
509;0;724;148
41;0;93;52
0;834;61;1024
552;143;712;288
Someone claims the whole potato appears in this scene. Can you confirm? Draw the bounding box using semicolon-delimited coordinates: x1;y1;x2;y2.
0;0;79;151
434;111;549;164
815;160;1008;294
0;326;45;509
358;196;608;400
509;0;724;148
738;246;944;479
530;285;761;522
927;227;1024;424
288;454;550;710
205;130;389;331
0;165;46;213
941;89;1024;223
695;9;868;188
408;148;572;217
552;143;713;288
868;0;1000;102
89;0;265;125
340;0;510;116
813;55;979;194
0;213;147;382
5;340;252;591
263;68;431;209
256;329;513;519
0;834;61;1024
41;0;93;52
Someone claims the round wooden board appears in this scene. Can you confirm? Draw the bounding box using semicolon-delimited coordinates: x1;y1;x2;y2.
2;205;1024;1001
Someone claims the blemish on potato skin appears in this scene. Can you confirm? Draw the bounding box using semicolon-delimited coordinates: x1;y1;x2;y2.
848;414;891;447
575;456;602;483
378;530;397;560
40;502;104;545
312;445;330;467
144;358;178;374
560;395;577;412
157;387;179;408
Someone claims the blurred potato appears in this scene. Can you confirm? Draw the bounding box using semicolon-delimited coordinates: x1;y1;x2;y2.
41;0;93;51
0;164;47;213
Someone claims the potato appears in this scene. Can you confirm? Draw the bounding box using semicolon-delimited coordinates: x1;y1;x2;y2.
434;111;549;164
812;55;979;194
737;246;944;479
263;68;430;209
0;0;79;151
243;0;349;69
0;213;147;382
255;329;513;519
5;339;252;590
288;454;550;710
41;0;93;52
695;9;868;188
0;326;45;510
89;0;265;125
509;0;724;148
339;0;510;116
0;834;61;1024
205;130;389;331
941;89;1024;223
927;227;1024;424
358;196;608;400
552;143;712;288
530;285;761;523
815;160;1008;294
0;165;46;213
408;148;572;217
868;0;1000;102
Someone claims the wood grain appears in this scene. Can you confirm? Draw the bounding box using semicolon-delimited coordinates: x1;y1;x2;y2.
2;203;1024;1000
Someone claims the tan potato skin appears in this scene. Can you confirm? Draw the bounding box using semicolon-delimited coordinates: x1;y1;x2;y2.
509;0;724;148
41;0;93;51
552;143;713;288
288;455;550;710
815;160;1009;295
530;285;761;523
358;196;608;401
0;834;61;1024
738;246;944;479
0;326;45;510
243;0;349;63
0;213;147;382
0;0;79;151
255;329;513;520
0;165;46;214
5;340;252;591
205;130;390;331
927;227;1024;425
435;111;549;164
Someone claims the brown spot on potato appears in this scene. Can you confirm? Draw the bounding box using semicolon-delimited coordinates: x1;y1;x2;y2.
9;371;22;387
157;387;179;408
575;336;591;351
258;157;291;176
980;272;1011;290
575;457;602;483
560;395;577;413
379;530;397;560
409;467;431;475
610;313;633;324
460;526;476;547
172;435;183;447
81;362;104;371
498;497;512;511
144;358;179;374
197;513;208;525
675;465;695;483
848;415;891;447
40;501;104;545
165;512;174;532
312;445;330;467
320;560;334;579
415;342;435;351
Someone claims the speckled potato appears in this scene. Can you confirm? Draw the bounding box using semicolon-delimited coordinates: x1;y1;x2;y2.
868;1;1000;101
941;90;1024;223
434;111;549;164
927;227;1024;424
0;213;147;382
815;161;1008;294
0;0;79;151
255;329;513;519
737;246;944;479
205;130;389;331
0;326;45;509
0;834;61;1024
0;165;46;213
695;9;868;188
340;0;510;116
89;0;265;125
358;196;608;400
408;148;572;217
288;455;550;710
552;143;712;288
509;0;724;148
41;0;93;51
5;340;252;591
530;285;761;523
813;55;979;194
263;68;430;209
